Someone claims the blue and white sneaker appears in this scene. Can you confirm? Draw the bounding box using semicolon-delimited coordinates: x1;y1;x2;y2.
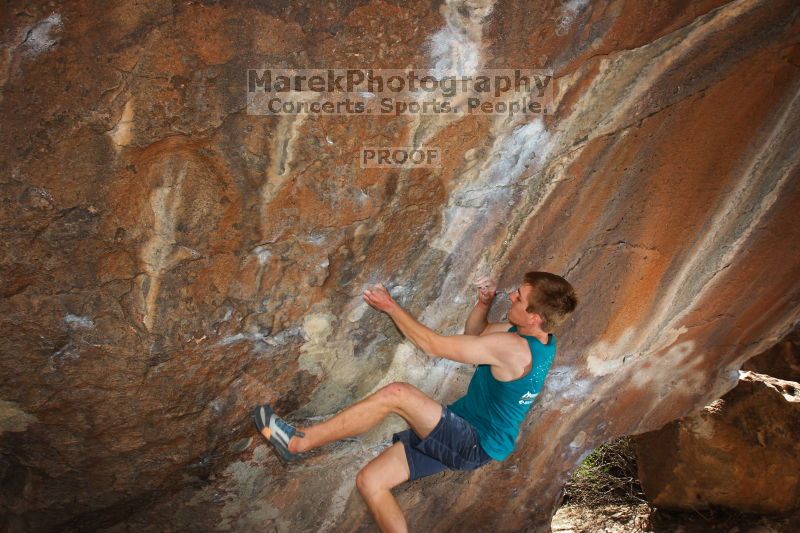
253;404;305;462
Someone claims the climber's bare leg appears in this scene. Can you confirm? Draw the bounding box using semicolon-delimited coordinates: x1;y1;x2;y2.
356;442;411;533
260;382;442;454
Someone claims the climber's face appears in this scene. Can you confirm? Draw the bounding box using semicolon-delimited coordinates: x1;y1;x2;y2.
508;283;541;328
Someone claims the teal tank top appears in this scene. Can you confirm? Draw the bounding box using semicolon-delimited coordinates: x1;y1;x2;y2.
447;326;557;461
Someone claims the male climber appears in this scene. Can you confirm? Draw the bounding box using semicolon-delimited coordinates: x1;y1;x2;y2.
253;271;577;532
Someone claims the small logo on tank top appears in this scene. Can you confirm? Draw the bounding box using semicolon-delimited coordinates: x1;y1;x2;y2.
519;391;538;405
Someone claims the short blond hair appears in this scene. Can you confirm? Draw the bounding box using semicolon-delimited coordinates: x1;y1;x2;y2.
523;272;577;331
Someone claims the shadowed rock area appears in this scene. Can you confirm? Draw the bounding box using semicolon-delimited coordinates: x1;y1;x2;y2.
743;323;800;382
1;0;799;531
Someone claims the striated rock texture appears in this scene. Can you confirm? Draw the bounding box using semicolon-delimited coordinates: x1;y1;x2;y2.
634;372;800;514
1;0;799;531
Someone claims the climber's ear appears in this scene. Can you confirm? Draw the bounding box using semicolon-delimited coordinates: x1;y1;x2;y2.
528;311;543;328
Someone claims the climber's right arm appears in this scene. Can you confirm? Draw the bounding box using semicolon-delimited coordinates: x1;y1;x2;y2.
464;276;497;335
464;300;491;335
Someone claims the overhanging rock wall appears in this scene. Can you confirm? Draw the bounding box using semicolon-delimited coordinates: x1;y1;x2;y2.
1;0;799;531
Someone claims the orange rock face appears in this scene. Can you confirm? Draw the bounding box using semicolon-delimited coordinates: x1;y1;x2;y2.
1;0;799;531
635;372;800;514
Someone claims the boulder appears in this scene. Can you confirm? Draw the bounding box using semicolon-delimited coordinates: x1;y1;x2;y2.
635;372;800;514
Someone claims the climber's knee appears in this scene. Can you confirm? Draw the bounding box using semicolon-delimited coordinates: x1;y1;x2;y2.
375;382;413;409
356;442;409;498
355;466;376;496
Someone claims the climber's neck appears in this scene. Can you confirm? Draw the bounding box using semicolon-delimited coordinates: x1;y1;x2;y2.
515;323;550;344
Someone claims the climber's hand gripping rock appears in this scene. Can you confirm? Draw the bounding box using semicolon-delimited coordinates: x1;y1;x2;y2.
362;283;397;313
474;275;497;306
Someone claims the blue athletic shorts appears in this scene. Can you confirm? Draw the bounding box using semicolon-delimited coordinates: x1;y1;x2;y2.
392;405;493;481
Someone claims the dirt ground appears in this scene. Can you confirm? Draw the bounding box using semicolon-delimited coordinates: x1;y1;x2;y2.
551;503;800;533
